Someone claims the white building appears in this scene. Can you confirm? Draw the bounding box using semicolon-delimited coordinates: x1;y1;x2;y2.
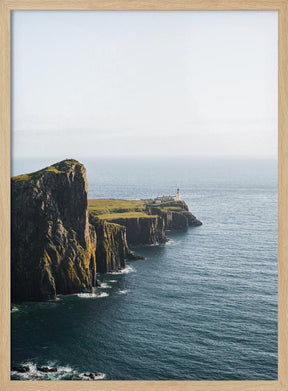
153;189;180;204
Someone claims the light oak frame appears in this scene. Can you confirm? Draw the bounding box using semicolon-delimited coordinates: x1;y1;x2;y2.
0;1;287;390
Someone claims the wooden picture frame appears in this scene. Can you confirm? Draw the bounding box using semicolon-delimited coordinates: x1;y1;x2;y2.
0;1;287;390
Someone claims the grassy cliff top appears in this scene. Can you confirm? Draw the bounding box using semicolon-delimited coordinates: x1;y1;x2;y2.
12;159;83;183
88;199;147;215
97;211;157;220
88;199;157;221
88;198;187;221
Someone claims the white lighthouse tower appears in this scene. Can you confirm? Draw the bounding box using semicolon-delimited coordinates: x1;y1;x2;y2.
176;188;180;201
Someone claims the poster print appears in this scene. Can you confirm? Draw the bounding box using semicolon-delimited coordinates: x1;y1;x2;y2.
11;11;277;381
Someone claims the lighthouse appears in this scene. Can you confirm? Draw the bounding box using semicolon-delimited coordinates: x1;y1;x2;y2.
176;188;180;201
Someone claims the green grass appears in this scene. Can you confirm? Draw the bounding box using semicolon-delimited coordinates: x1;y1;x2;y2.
12;159;82;183
153;201;186;211
88;198;185;221
88;199;147;215
97;211;157;220
88;199;158;220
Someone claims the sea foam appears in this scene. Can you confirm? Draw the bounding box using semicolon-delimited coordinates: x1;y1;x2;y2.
108;264;135;275
76;292;109;299
11;362;105;381
100;283;112;289
117;289;130;295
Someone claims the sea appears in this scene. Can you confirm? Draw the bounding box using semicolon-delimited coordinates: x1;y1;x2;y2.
11;157;278;380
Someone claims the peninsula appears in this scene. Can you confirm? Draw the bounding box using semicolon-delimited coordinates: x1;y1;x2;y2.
11;159;202;302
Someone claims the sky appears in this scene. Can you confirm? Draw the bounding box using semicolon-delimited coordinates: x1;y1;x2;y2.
12;11;278;159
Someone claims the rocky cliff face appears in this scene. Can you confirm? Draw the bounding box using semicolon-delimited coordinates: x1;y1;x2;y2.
107;215;167;245
89;214;132;273
106;201;202;245
148;201;202;231
11;159;147;301
11;160;97;301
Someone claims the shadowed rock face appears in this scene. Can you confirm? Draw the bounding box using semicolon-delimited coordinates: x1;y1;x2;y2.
89;214;131;273
96;201;202;246
108;216;167;245
11;160;96;301
147;201;202;231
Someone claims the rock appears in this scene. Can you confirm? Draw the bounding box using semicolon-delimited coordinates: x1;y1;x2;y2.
186;212;202;226
83;372;102;380
95;279;101;287
11;160;97;301
107;199;202;245
148;200;202;230
12;366;30;373
108;216;167;245
37;366;58;373
89;215;131;273
11;159;138;302
127;253;145;260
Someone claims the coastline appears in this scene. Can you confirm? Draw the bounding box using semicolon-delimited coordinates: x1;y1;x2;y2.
11;159;202;303
11;157;277;381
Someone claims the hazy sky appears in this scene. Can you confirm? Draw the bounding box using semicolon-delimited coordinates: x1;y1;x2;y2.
12;11;278;159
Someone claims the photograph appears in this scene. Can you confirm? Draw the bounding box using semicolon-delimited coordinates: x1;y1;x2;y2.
10;10;278;381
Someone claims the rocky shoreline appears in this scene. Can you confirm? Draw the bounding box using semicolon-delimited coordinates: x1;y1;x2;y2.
11;362;106;381
11;159;202;302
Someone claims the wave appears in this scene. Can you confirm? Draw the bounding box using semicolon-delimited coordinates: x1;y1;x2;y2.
11;362;105;381
100;283;112;289
109;280;117;283
146;242;161;247
122;264;135;274
166;239;180;247
11;306;19;313
78;372;106;380
117;289;130;295
107;264;135;275
76;292;109;299
11;362;73;380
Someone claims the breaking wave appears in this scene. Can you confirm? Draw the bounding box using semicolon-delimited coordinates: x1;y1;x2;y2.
76;292;109;299
117;289;130;295
11;362;105;381
100;283;112;289
108;264;135;275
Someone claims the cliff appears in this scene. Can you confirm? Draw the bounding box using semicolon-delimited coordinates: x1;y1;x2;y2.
11;160;202;302
147;201;202;231
11;160;97;301
88;199;202;245
107;215;167;245
89;214;132;273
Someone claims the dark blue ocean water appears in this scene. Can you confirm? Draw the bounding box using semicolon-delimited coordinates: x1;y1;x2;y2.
11;158;278;380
